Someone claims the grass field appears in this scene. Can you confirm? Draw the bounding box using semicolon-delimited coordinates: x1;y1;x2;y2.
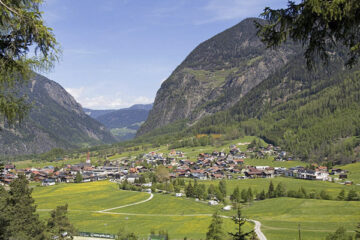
32;180;360;239
33;181;253;239
196;177;360;199
243;198;360;240
33;181;149;211
341;162;360;184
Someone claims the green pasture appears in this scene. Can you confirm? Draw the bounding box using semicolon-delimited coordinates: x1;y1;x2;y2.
112;194;217;214
15;157;83;169
341;162;360;184
33;181;253;239
197;177;360;198
33;181;149;211
243;198;360;240
37;210;251;240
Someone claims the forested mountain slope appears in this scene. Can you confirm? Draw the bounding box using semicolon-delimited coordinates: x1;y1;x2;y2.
138;18;301;136
189;55;360;164
0;74;116;155
136;17;360;164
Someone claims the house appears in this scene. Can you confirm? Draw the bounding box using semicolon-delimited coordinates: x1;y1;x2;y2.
126;174;139;183
298;169;329;181
175;193;184;197
223;205;232;211
42;178;56;186
208;200;219;206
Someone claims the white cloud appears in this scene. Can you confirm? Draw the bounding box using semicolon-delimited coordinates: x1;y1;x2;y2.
65;87;153;109
81;96;154;110
65;87;85;99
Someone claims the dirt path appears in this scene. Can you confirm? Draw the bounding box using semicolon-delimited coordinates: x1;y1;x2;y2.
97;193;153;213
38;192;267;240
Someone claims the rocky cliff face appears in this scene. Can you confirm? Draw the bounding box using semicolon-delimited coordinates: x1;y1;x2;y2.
0;74;116;155
137;18;301;136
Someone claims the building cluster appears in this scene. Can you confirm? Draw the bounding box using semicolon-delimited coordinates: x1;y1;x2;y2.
0;144;350;186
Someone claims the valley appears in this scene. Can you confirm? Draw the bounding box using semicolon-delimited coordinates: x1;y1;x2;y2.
1;2;360;239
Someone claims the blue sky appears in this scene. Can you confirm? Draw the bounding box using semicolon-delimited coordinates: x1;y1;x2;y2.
41;0;287;109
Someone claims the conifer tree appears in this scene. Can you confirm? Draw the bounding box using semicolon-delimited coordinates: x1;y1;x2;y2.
241;189;248;203
46;204;76;239
247;187;253;202
275;182;286;197
206;211;224;240
256;0;360;68
258;190;266;200
4;174;46;240
267;181;275;198
347;189;359;201
0;185;10;240
185;181;194;198
219;179;227;198
228;208;253;240
75;171;83;183
230;186;241;203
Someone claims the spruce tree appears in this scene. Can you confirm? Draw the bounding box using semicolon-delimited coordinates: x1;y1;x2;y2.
206;211;224;240
230;186;241;203
337;189;346;201
258;190;266;200
267;181;275;198
0;185;10;240
75;171;83;183
185;181;194;198
256;0;360;68
5;174;46;240
347;189;359;201
228;208;253;240
46;204;76;239
247;187;253;202
241;189;248;203
275;182;286;197
219;180;227;198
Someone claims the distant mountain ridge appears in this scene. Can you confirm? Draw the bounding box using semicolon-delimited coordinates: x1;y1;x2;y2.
84;103;152;141
0;74;116;156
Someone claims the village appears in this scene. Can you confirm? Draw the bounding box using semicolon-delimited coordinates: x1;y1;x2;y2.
0;143;352;187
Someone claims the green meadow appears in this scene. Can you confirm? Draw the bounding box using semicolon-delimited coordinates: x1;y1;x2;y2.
341;162;360;184
33;181;149;211
196;177;360;198
33;181;252;239
32;180;360;239
243;198;360;240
